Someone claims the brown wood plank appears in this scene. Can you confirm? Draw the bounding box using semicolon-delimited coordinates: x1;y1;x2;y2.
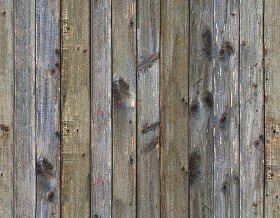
189;0;214;217
112;0;137;216
14;0;36;216
265;1;280;217
91;0;112;217
240;0;264;217
61;0;91;216
35;0;61;216
136;0;160;216
213;0;240;217
0;1;14;217
160;0;189;217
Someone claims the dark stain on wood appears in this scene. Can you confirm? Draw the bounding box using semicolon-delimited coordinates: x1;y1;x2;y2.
201;26;212;58
143;136;159;153
37;157;54;177
47;189;55;202
219;112;228;129
202;91;213;109
141;121;160;134
190;100;200;117
220;41;234;60
189;149;202;185
0;124;10;132
113;76;130;106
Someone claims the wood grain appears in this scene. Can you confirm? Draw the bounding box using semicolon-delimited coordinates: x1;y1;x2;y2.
0;1;14;217
265;1;280;217
112;0;137;217
14;0;36;216
240;0;264;217
136;0;160;216
189;0;214;216
35;0;61;217
213;0;240;217
160;0;189;217
61;0;91;216
91;0;112;217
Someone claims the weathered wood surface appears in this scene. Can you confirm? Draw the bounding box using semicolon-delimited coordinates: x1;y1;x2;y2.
160;0;189;217
91;0;112;217
14;0;36;216
189;0;214;216
240;0;264;217
0;1;13;217
136;0;160;216
265;1;280;217
112;0;137;217
213;0;240;217
61;0;91;216
35;0;61;217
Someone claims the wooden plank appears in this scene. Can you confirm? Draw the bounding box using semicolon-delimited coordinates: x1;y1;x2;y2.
91;0;112;217
61;0;91;216
0;1;14;217
213;0;240;217
136;0;160;216
112;0;136;216
240;1;264;217
265;1;280;217
160;0;189;217
14;0;36;216
189;0;214;217
35;0;61;217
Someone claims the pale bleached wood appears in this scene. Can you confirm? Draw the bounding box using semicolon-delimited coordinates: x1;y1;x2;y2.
0;1;14;217
240;0;264;217
189;0;214;217
91;0;112;217
14;0;36;216
112;0;137;217
61;0;91;216
213;0;240;217
35;0;61;217
136;0;160;217
160;0;189;217
265;1;280;217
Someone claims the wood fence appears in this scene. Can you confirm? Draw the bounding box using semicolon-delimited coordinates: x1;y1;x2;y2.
0;0;279;217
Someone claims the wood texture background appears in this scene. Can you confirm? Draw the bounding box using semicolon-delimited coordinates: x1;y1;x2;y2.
1;0;280;217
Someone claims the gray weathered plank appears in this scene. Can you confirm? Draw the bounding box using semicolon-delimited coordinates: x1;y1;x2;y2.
35;0;61;217
240;0;264;217
112;0;136;216
160;0;189;217
189;0;214;217
91;0;112;217
136;0;160;216
61;0;91;216
14;0;36;216
0;1;14;217
264;1;280;217
213;0;240;217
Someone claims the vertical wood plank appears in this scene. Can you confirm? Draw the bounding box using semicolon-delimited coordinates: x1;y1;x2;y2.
112;0;136;216
0;1;14;217
14;0;36;216
265;1;280;217
240;0;264;217
160;0;189;217
61;0;91;216
189;0;214;217
136;0;160;217
91;0;112;217
35;0;61;216
213;0;240;217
